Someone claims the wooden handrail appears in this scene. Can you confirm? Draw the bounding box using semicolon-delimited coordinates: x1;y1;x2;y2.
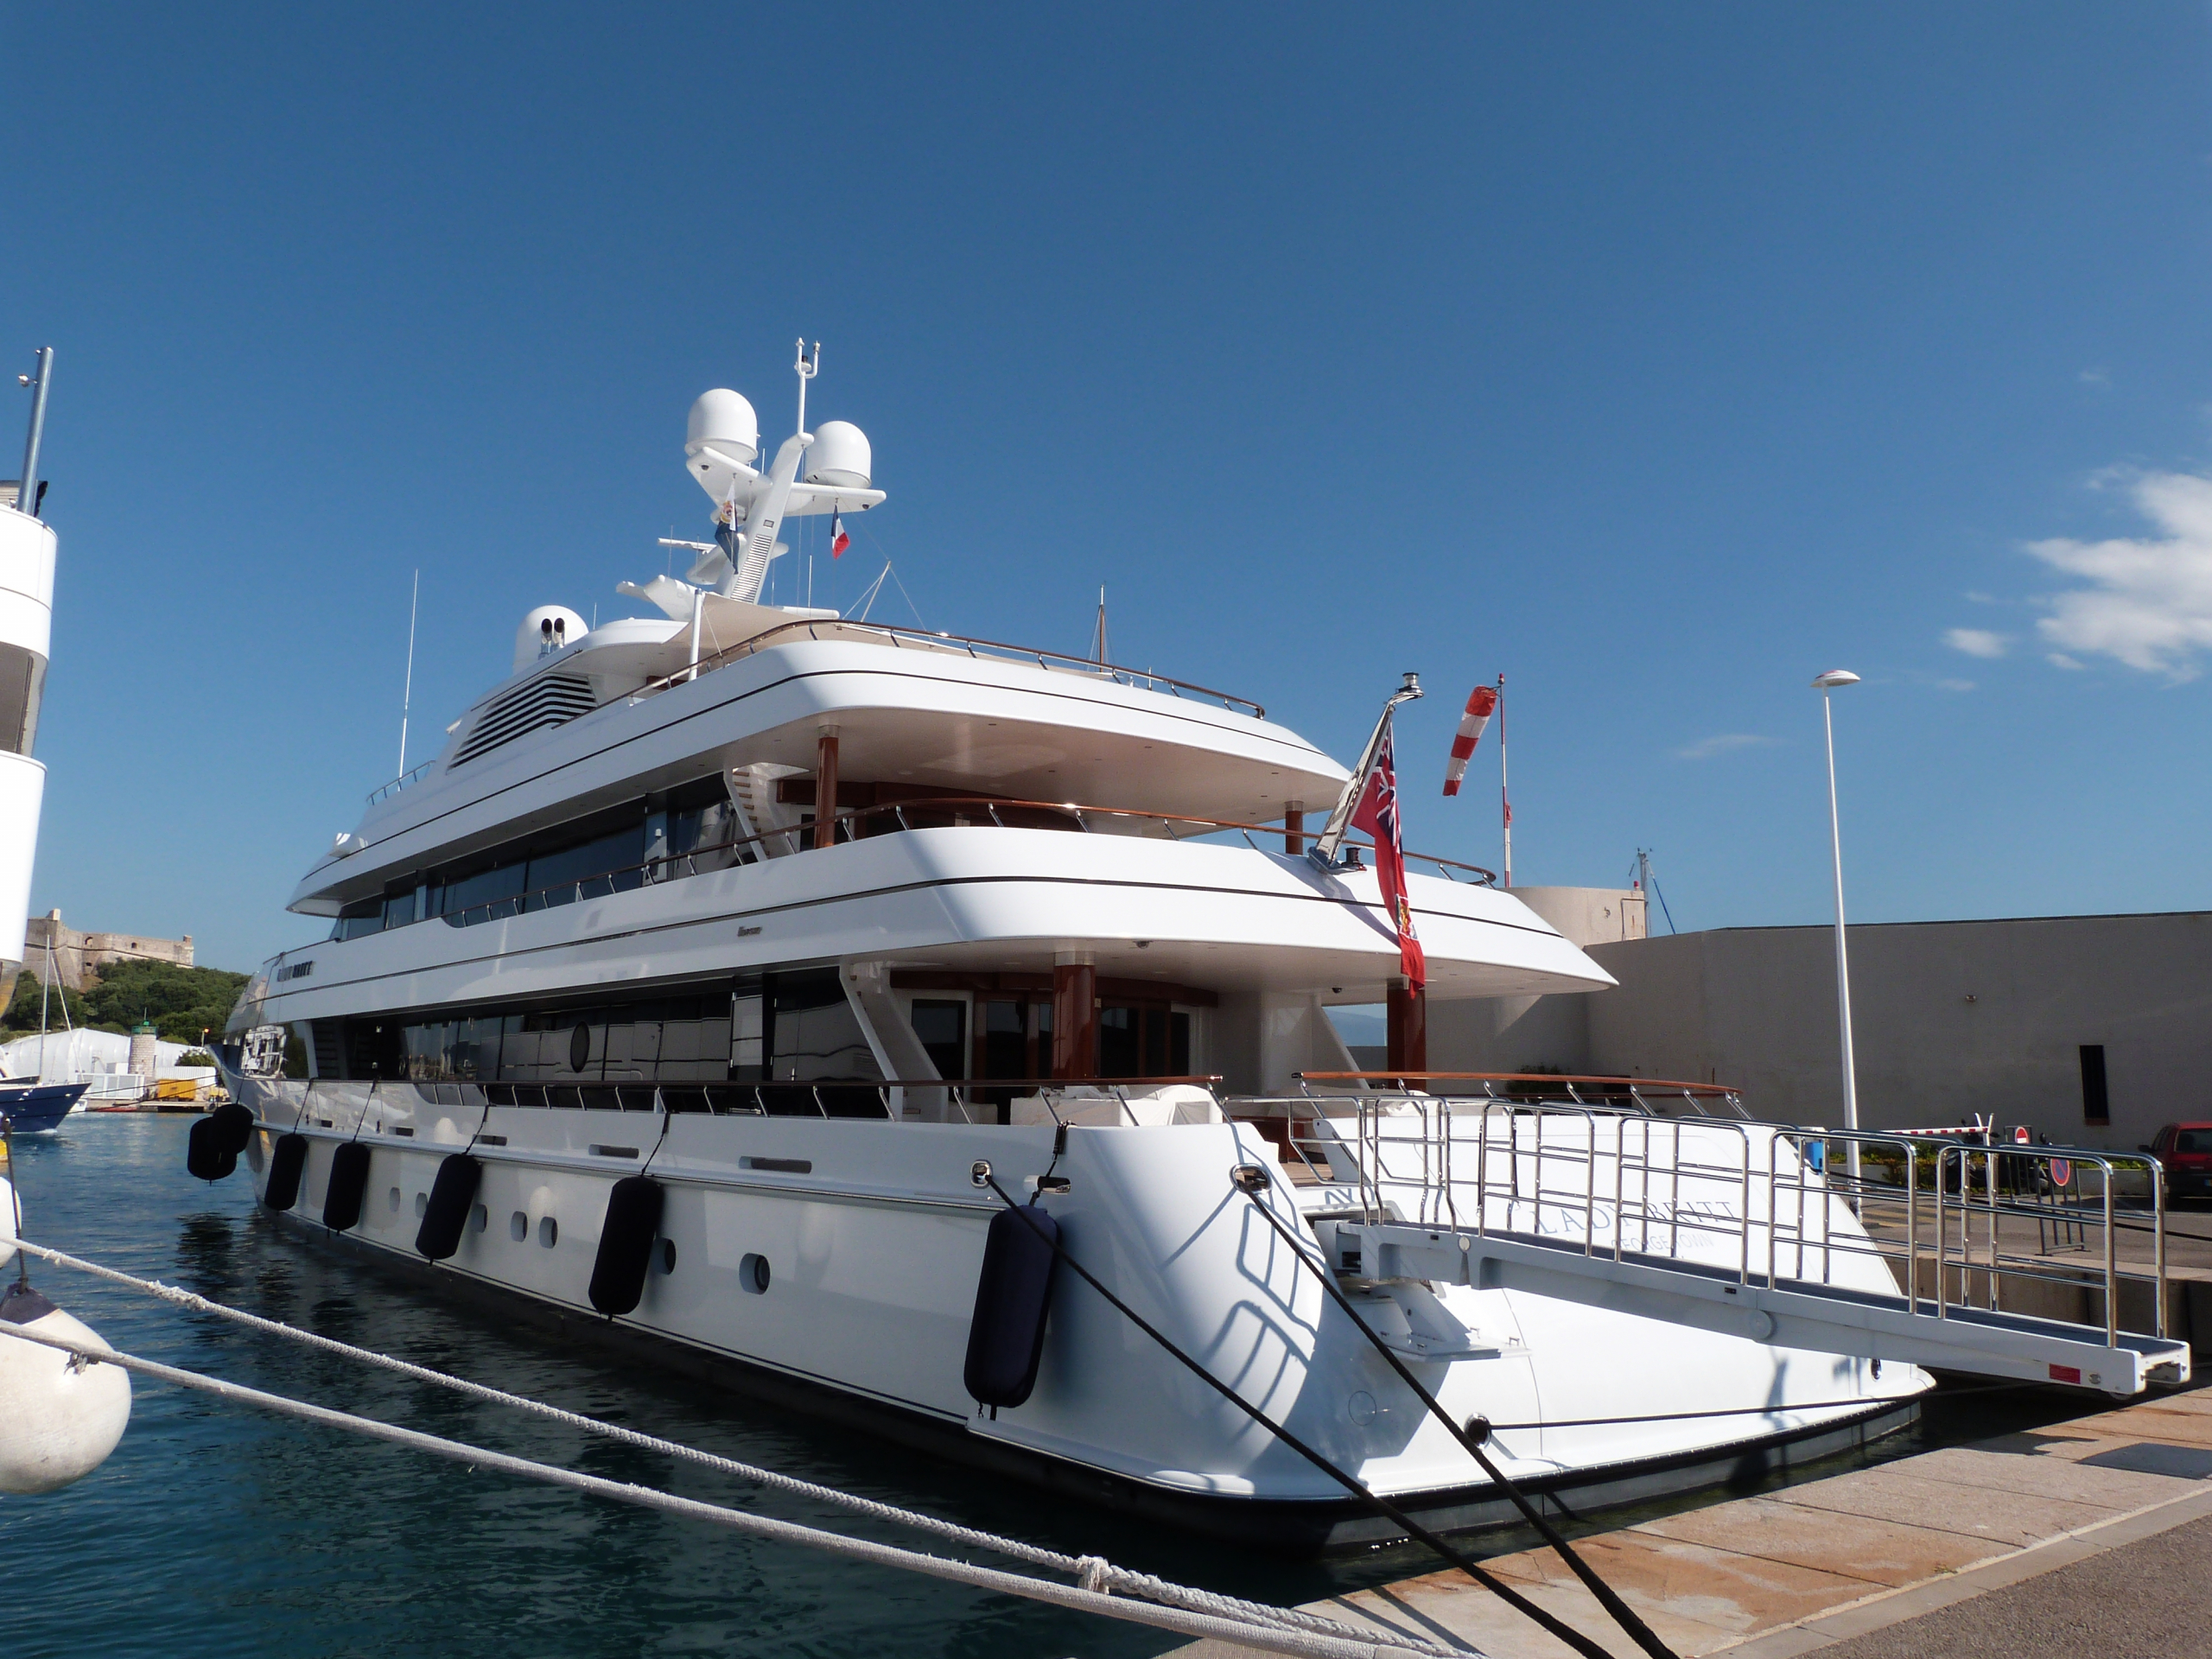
1296;1070;1741;1095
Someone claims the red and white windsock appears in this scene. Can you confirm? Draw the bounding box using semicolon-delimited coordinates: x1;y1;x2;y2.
1442;684;1498;797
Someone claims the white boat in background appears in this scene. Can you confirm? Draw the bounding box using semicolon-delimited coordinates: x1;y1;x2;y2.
0;349;56;1006
208;346;2183;1548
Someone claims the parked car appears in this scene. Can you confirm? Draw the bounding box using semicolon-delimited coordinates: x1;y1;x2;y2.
2144;1122;2212;1200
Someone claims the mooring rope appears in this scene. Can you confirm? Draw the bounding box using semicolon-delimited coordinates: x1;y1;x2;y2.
0;1317;1456;1659
12;1239;1466;1657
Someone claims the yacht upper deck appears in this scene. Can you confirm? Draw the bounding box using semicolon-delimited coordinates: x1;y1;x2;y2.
292;607;1348;915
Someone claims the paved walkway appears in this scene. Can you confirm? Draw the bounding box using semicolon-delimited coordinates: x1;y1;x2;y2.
1168;1383;2212;1658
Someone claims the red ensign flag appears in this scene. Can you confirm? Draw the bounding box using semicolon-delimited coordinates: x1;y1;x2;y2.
1350;722;1425;990
1442;684;1497;797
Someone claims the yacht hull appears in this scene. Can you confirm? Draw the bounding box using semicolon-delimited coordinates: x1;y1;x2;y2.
223;1068;1928;1550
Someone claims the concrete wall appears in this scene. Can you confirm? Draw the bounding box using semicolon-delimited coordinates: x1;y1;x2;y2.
1427;910;2212;1155
1427;887;1638;1076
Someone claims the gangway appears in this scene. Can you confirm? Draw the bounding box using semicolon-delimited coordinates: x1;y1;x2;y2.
1239;1077;2193;1397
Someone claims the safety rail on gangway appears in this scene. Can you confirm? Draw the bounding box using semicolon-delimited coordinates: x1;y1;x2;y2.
1226;1084;2191;1396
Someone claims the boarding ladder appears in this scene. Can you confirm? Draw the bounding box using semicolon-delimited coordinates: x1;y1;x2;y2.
1241;1077;2192;1396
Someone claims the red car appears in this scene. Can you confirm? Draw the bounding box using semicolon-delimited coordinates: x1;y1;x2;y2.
2145;1122;2212;1200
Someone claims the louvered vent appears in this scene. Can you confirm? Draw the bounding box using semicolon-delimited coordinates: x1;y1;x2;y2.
452;673;598;766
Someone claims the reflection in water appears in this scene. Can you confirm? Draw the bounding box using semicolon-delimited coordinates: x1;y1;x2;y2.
0;1117;2092;1659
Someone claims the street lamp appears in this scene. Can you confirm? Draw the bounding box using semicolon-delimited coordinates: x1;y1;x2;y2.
1812;670;1862;1190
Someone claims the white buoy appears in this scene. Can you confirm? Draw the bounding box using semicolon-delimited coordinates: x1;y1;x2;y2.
0;1285;132;1493
0;1171;16;1272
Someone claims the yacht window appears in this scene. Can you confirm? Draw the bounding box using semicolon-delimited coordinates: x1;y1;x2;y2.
1099;1006;1139;1078
330;898;383;942
732;993;765;1076
1097;1003;1190;1079
318;977;856;1092
328;772;752;938
525;824;646;908
912;1000;968;1084
772;971;882;1085
440;859;528;920
381;886;420;931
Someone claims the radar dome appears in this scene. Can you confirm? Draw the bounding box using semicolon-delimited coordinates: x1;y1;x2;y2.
514;605;588;673
804;421;872;489
686;390;759;465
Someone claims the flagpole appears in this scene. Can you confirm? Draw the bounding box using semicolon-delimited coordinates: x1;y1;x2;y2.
1497;672;1511;888
397;568;419;777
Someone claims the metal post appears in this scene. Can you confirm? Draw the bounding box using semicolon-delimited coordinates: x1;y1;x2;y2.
16;347;52;520
1815;672;1863;1190
1497;672;1511;888
398;569;419;777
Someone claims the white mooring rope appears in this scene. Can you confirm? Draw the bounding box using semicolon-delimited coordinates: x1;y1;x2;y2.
0;1319;1452;1659
11;1240;1472;1658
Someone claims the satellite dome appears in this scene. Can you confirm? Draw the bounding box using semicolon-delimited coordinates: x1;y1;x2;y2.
514;605;588;674
804;421;872;490
686;389;759;466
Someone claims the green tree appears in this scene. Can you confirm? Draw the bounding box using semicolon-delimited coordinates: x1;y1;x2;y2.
1;973;94;1034
79;958;251;1045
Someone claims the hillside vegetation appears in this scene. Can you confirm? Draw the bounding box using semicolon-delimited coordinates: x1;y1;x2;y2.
3;959;251;1045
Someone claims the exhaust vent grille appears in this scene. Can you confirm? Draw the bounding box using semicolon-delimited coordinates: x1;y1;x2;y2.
453;673;597;766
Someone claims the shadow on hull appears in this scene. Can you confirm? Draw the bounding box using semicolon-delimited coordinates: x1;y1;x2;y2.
261;1207;1918;1554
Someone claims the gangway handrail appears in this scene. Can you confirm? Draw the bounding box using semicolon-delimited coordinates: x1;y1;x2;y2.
1272;1088;2187;1395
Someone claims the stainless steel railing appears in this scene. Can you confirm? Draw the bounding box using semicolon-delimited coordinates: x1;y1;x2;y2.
1232;1090;2171;1351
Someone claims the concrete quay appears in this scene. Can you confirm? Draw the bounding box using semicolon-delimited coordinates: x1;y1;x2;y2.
1170;1382;2212;1658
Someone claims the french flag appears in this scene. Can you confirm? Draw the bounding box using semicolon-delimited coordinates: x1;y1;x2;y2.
1442;683;1497;796
830;509;850;559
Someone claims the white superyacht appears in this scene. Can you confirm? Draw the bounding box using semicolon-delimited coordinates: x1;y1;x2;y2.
212;349;2178;1548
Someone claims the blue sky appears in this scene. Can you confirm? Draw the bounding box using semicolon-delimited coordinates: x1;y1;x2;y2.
4;3;2210;972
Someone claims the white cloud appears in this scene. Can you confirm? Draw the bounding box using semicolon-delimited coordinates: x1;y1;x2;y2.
1943;627;2009;659
1674;733;1777;760
2026;470;2212;678
2048;652;2084;671
1936;678;1976;692
2080;367;2110;387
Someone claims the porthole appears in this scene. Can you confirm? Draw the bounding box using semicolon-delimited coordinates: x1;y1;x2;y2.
657;1238;677;1275
539;1216;558;1249
510;1211;528;1242
386;1186;401;1213
740;1252;770;1294
470;1204;488;1234
414;1192;428;1218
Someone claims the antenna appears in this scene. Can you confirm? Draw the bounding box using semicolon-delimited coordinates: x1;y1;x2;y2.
397;569;419;777
1633;849;1678;935
794;338;819;436
1091;586;1108;664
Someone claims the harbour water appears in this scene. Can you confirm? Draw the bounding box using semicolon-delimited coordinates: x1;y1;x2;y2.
0;1115;1346;1658
0;1115;2088;1659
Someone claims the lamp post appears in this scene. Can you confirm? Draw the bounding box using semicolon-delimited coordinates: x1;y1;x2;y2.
1813;669;1862;1192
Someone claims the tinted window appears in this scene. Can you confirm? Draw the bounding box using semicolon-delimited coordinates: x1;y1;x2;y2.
2177;1129;2212;1154
912;1000;967;1082
527;825;645;901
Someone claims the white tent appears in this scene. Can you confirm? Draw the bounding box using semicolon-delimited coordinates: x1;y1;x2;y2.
0;1029;215;1097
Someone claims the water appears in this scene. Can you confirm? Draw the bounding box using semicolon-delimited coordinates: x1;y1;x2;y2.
0;1116;2096;1659
0;1116;1360;1658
